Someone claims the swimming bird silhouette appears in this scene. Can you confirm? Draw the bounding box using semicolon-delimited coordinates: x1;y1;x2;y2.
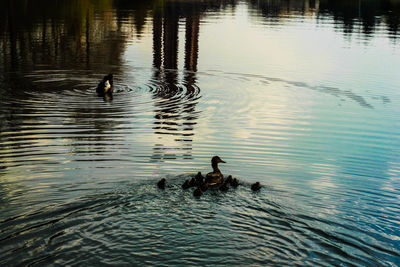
96;74;114;98
251;182;261;191
231;178;239;188
157;178;166;189
193;187;203;197
195;172;204;186
205;156;226;186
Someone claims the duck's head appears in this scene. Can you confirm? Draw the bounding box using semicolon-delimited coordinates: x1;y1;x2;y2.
211;156;226;165
97;73;114;98
102;74;113;93
103;73;113;83
211;156;226;172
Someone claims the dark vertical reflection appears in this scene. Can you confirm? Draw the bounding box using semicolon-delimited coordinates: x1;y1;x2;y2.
309;0;316;9
382;1;400;39
86;10;90;66
163;2;179;90
150;1;204;162
153;6;163;69
181;9;201;156
184;13;200;94
7;1;18;72
184;15;199;73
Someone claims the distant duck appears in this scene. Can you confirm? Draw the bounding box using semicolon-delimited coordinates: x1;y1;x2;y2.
205;156;226;186
157;178;166;189
251;182;261;191
96;74;114;97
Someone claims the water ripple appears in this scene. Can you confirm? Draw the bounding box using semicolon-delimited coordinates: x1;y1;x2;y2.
1;178;397;266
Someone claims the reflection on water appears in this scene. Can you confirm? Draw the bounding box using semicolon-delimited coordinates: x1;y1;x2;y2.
1;0;400;266
151;3;202;161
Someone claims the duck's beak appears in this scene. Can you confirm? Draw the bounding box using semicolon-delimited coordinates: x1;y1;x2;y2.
220;160;226;163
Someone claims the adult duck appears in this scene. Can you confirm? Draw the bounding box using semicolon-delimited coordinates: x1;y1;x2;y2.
205;156;226;186
96;74;114;97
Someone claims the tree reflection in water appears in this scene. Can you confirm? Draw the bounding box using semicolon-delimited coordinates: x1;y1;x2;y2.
1;0;399;72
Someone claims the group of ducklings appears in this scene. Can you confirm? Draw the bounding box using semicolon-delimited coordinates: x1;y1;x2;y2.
157;156;261;197
184;172;241;197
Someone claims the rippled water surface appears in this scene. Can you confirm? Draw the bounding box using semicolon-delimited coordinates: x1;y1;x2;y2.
1;0;400;265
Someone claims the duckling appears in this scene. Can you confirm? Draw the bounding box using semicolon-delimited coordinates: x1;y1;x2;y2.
225;175;233;184
195;172;204;185
182;178;196;189
189;177;196;187
205;156;226;186
182;180;190;189
231;178;239;188
251;182;261;191
96;74;114;97
200;182;208;192
193;187;203;197
157;178;166;189
219;182;229;192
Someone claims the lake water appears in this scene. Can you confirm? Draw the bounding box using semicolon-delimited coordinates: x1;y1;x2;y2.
1;0;400;265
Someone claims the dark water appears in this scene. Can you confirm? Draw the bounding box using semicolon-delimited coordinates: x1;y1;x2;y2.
1;0;400;265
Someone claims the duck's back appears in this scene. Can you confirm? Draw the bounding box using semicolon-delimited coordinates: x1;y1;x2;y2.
96;81;105;96
205;171;223;185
